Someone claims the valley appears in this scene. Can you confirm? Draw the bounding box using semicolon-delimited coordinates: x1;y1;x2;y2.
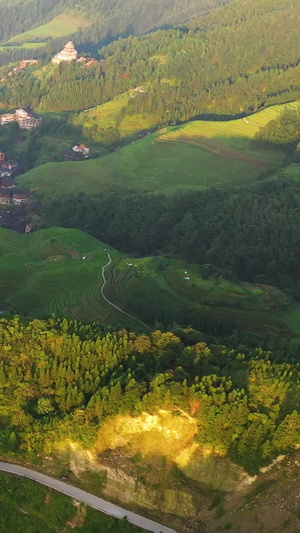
0;1;300;532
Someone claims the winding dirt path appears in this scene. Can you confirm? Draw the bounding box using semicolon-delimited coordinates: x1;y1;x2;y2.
101;253;153;331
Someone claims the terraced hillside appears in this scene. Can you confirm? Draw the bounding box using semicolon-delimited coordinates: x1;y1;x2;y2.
105;255;300;341
74;91;162;141
0;227;132;327
1;227;300;340
19;101;299;197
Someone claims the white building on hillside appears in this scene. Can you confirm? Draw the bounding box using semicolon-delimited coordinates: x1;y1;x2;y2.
52;41;79;64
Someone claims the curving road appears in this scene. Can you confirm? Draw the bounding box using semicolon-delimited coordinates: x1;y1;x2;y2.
100;253;153;331
0;462;176;533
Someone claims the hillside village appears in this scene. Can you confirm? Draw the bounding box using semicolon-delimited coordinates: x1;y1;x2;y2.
0;107;38;214
0;151;30;203
0;42;95;232
0;148;31;233
0;106;42;130
1;59;38;81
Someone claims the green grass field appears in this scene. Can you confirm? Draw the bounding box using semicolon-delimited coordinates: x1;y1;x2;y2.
0;42;46;51
19;100;300;197
0;472;141;532
5;14;91;46
0;227;299;339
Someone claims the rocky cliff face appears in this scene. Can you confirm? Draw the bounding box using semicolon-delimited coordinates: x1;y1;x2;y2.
55;410;250;532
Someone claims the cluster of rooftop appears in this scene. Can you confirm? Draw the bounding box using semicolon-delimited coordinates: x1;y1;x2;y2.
0;107;42;130
0;154;28;206
0;152;24;189
0;188;30;206
61;143;90;161
1;60;38;81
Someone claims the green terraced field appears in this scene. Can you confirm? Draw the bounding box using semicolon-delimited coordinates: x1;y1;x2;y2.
5;14;91;46
74;91;162;140
105;255;300;341
0;227;135;327
19;100;300;197
1;227;300;340
0;43;46;51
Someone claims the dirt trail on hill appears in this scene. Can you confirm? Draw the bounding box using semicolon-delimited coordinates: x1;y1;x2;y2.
100;253;153;331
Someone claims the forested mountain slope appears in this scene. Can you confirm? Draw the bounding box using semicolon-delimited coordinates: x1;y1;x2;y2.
2;316;300;481
0;0;229;45
3;316;300;530
1;0;299;125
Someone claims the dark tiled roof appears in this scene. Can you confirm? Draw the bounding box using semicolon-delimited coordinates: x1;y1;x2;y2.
13;189;30;196
0;211;12;224
60;150;82;160
0;187;11;196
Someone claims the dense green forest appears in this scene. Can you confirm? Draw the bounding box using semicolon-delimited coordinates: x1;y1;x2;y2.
254;109;300;148
0;0;60;42
0;0;225;43
0;0;229;65
1;316;300;475
40;173;300;295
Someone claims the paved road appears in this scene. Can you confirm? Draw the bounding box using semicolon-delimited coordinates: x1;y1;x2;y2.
0;462;176;533
100;252;153;331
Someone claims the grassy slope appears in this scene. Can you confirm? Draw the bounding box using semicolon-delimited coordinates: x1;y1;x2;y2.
19;100;300;196
106;255;300;340
74;91;163;140
0;227;299;339
0;472;142;532
0;227;132;327
6;14;91;45
0;43;46;51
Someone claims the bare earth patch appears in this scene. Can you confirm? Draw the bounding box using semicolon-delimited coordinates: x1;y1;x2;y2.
68;249;80;259
44;491;51;505
201;451;300;533
64;503;86;530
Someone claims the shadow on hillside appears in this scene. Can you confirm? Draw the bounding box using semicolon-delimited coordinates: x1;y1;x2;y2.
77;23;178;56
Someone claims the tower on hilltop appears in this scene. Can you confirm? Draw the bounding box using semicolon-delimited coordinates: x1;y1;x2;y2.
52;41;79;64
